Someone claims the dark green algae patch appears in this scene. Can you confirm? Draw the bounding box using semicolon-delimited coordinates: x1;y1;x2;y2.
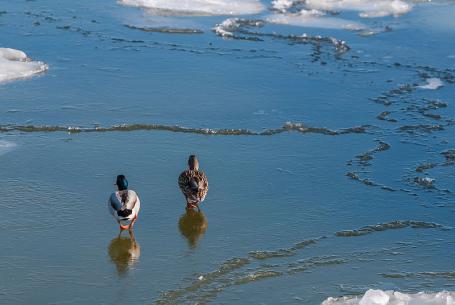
0;122;369;136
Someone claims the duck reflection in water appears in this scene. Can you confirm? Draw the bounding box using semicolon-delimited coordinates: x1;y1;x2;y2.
178;209;208;249
108;230;141;276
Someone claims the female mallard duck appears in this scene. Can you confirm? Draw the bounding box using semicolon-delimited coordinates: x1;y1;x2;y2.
108;175;141;231
178;155;208;210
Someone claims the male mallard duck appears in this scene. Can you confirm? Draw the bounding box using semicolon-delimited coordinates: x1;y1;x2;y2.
108;175;141;231
178;155;208;210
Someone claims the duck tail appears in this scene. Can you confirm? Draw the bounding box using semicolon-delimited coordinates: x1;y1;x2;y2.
117;209;133;218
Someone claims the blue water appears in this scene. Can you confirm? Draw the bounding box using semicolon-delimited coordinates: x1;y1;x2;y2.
1;0;455;304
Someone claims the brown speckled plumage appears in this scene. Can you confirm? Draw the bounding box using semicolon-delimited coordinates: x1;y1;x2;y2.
178;170;208;205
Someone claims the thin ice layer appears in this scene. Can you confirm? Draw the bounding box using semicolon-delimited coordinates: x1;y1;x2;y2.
0;48;48;83
118;0;265;16
322;289;455;305
267;9;366;30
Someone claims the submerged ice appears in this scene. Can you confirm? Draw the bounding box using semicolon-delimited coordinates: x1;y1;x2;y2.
322;289;455;305
118;0;265;16
0;140;16;156
0;48;48;83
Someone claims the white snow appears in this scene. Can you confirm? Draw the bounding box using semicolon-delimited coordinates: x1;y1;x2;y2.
118;0;265;16
322;289;455;305
272;0;295;12
359;290;390;305
0;48;48;83
303;0;412;18
419;78;444;90
267;9;367;30
213;18;263;38
213;18;238;37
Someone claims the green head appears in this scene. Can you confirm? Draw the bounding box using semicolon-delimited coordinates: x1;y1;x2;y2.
116;174;128;191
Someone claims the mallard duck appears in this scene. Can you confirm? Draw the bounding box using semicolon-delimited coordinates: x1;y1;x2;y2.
108;175;141;231
178;155;208;210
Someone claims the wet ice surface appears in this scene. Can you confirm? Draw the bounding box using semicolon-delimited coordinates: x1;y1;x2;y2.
1;0;455;304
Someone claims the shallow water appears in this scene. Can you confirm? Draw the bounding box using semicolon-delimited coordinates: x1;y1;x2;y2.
1;0;455;304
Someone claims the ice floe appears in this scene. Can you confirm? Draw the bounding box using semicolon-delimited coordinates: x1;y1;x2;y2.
272;0;413;17
118;0;265;16
0;48;48;83
322;289;455;305
267;0;412;33
305;0;413;18
267;9;367;30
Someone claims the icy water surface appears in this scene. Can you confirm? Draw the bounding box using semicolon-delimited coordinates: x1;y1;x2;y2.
1;0;455;304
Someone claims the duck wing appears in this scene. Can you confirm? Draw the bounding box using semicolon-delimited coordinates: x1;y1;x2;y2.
117;209;132;217
178;170;208;203
196;171;208;202
108;190;140;221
